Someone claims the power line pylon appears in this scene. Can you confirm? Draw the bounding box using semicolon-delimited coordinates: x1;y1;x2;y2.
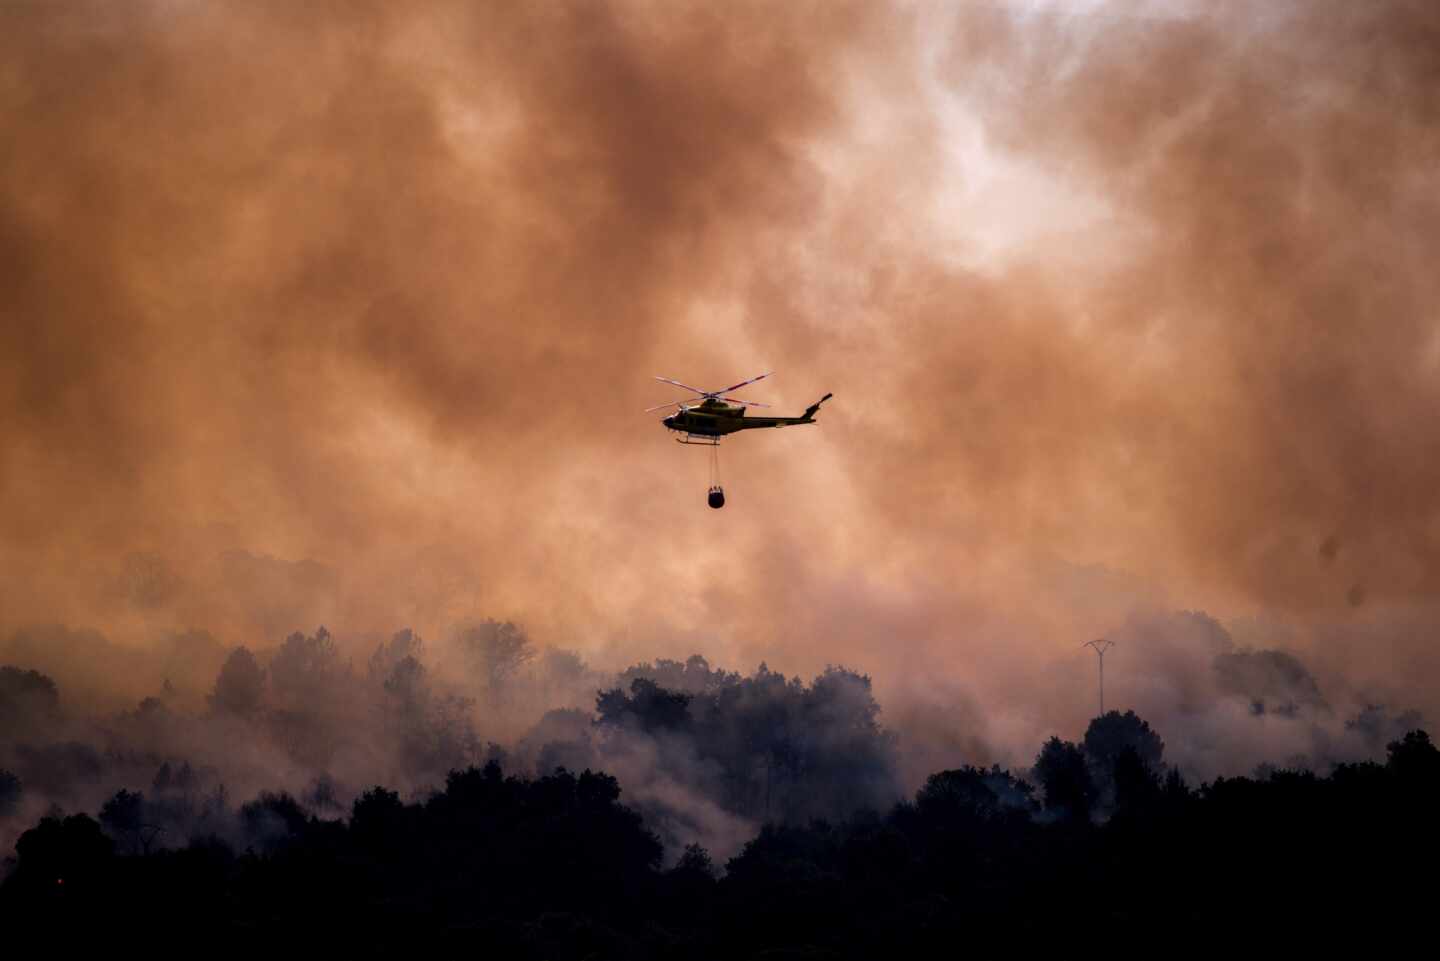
1082;639;1117;716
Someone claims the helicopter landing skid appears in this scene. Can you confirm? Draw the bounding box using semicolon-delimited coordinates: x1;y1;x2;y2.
675;434;721;446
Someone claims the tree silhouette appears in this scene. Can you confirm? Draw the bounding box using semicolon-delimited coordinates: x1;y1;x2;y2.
618;654;740;695
209;647;264;716
239;791;309;852
0;665;60;725
1386;729;1440;787
350;786;411;858
541;647;588;683
381;655;427;707
368;627;425;682
99;788;164;855
9;813;114;892
1083;710;1165;774
1111;745;1162;813
455;619;534;697
1083;709;1165;812
268;625;343;705
1034;736;1094;819
597;678;693;732
596;663;899;824
915;765;1037;821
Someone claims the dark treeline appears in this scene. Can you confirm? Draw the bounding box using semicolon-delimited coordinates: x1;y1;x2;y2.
2;692;1437;952
3;621;1438;952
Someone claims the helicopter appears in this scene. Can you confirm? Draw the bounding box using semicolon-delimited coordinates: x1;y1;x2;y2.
646;371;832;508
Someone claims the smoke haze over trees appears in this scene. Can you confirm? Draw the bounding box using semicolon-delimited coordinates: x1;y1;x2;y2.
0;609;1427;865
3;688;1436;953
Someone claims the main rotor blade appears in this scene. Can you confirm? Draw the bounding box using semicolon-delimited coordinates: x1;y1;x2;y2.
654;376;709;395
720;397;771;408
644;402;683;413
715;371;772;395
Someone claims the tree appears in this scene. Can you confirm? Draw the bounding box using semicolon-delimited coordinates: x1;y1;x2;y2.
1083;710;1165;774
1083;711;1165;814
541;647;588;684
268;625;343;704
368;628;424;682
239;791;309;851
1161;766;1192;805
1112;746;1162;813
597;660;901;825
536;647;597;703
597;678;693;732
382;656;428;706
1386;729;1440;788
672;842;716;879
916;765;1036;820
455;619;534;696
209;647;264;716
99;789;163;855
152;761;173;793
0;665;60;725
618;654;739;695
666;842;718;902
351;786;410;854
1034;737;1094;819
10;814;114;891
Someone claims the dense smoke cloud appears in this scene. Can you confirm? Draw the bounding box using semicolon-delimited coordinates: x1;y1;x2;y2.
3;0;1439;810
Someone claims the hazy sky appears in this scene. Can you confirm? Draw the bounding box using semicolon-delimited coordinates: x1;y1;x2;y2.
3;0;1438;761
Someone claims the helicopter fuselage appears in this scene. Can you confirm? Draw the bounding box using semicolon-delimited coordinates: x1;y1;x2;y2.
661;395;831;440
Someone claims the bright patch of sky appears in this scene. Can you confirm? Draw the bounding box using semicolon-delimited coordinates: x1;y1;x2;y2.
899;0;1204;273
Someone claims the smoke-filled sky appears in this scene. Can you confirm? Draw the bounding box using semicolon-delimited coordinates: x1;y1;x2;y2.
4;0;1439;764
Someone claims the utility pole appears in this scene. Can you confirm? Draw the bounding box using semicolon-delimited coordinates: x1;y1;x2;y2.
1082;639;1117;716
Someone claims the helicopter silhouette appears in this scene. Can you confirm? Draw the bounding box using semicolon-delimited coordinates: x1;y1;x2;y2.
647;372;832;508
